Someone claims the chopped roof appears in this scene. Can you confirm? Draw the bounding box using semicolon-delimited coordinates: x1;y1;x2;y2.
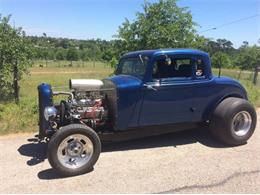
122;48;209;58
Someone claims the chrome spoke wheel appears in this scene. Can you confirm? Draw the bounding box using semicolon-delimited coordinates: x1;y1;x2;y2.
57;134;94;169
231;111;252;137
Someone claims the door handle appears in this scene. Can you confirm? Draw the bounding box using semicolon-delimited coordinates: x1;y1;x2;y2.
144;84;157;91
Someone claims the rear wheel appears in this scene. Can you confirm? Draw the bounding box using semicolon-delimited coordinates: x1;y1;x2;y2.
210;97;257;145
47;124;101;176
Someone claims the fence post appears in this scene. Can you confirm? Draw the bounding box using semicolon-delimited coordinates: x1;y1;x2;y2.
253;66;259;85
13;60;19;103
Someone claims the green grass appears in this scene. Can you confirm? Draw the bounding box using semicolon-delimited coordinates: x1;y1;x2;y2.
0;61;259;135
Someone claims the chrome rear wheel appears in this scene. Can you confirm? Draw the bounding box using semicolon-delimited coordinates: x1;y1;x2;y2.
232;111;252;137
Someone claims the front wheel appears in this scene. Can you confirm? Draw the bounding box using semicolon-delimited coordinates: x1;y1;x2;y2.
47;124;101;176
210;97;257;145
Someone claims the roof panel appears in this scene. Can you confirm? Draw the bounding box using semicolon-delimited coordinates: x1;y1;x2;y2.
122;48;209;58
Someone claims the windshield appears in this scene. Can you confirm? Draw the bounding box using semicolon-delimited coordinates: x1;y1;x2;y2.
115;56;149;78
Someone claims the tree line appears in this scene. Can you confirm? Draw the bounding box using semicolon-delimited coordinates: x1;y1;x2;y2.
1;0;260;103
28;35;259;70
29;35;120;64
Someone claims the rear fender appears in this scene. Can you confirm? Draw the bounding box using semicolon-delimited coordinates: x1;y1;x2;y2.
203;92;246;121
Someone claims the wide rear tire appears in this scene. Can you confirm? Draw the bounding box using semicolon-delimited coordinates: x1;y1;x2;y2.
47;124;101;177
210;97;257;145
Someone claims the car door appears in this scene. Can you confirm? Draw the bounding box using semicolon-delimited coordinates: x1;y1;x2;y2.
138;56;197;126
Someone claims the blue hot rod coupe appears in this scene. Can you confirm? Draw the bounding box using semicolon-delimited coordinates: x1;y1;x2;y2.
38;49;257;176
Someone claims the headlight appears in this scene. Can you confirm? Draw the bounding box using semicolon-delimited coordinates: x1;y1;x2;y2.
44;106;57;121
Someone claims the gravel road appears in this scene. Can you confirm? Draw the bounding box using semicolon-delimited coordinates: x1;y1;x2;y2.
1;109;260;193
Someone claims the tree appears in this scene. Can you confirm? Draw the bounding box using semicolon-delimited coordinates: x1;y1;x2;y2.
102;50;113;62
235;45;260;85
60;38;69;49
205;39;234;56
55;49;66;60
109;57;118;68
47;49;55;60
241;41;249;49
80;49;91;61
66;48;79;65
191;36;208;50
0;15;34;103
236;46;260;70
216;39;234;52
117;0;201;51
211;51;232;68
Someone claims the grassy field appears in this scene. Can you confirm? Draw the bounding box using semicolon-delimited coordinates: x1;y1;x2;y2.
0;60;259;135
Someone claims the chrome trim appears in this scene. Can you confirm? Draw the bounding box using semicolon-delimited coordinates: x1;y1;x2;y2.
44;106;57;121
232;111;252;137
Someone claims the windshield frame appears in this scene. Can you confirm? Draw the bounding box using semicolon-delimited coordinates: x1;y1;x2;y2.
115;55;150;79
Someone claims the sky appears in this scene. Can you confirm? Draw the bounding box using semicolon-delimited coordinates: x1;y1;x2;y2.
0;0;259;48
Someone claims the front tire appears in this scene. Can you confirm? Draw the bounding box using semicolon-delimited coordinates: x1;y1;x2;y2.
47;124;101;176
210;97;257;145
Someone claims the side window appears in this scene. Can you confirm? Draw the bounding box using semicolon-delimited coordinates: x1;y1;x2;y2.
152;57;193;79
195;58;205;78
175;59;192;77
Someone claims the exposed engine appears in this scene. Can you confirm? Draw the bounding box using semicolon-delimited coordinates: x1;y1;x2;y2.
44;79;108;130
